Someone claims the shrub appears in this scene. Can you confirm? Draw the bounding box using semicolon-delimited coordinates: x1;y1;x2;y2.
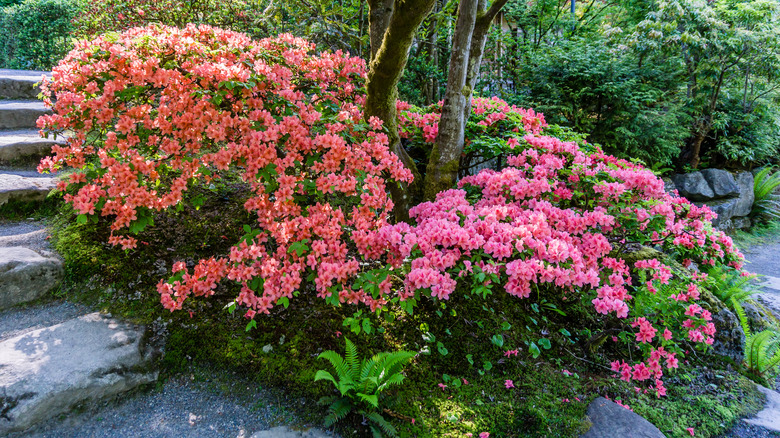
38;24;412;316
71;0;268;39
0;0;78;70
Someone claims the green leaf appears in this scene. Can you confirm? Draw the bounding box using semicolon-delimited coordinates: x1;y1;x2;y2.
245;319;257;332
437;341;448;356
76;214;88;225
529;342;541;358
277;296;290;309
491;334;504;348
362;319;372;335
501;321;512;331
539;338;551;349
482;360;493;371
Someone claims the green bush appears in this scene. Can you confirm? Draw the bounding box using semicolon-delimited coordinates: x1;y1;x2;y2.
0;0;79;71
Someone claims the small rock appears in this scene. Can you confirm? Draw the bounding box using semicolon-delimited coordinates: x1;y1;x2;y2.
251;426;332;438
581;397;665;438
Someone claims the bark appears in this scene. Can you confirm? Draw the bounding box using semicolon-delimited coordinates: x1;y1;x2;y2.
423;0;479;201
365;0;436;221
368;0;395;61
423;0;507;200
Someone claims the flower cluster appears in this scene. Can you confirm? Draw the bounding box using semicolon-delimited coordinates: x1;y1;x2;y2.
38;24;411;316
365;133;743;394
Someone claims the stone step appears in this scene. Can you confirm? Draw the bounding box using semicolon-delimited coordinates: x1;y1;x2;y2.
0;129;65;163
0;173;56;206
0;312;159;434
0;69;48;100
0;247;62;310
0;100;50;130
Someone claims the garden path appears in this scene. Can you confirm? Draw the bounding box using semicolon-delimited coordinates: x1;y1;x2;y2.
0;69;332;437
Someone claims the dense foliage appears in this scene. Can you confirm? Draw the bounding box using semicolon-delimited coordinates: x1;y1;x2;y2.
0;0;78;70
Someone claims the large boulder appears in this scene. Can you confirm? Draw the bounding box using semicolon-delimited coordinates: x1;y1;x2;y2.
0;247;62;309
581;397;665;438
672;171;714;201
698;198;738;229
732;171;755;217
701;168;740;198
0;312;159;434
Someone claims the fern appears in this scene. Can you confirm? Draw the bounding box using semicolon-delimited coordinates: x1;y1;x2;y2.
314;338;415;437
751;167;780;222
706;265;759;310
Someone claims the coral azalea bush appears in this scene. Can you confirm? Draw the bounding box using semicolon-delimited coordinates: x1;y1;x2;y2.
39;24;746;397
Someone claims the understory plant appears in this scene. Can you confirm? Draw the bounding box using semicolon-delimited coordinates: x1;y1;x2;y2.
751;167;780;223
315;338;415;437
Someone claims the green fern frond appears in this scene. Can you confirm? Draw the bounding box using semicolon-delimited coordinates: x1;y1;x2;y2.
345;338;360;382
732;299;752;337
323;398;353;427
317;350;348;380
363;410;398;437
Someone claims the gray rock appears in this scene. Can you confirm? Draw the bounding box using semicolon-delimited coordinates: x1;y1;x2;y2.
733;171;755;217
711;308;745;361
662;177;676;194
744;385;780;432
0;101;50;130
0;312;159;434
0;129;65;163
701;168;740;198
0;173;55;206
251;426;333;438
697;198;738;229
581;397;665;438
0;69;48;100
0;247;62;309
673;171;715;201
731;216;751;230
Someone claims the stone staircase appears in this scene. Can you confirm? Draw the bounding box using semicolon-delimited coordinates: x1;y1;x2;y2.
0;69;159;435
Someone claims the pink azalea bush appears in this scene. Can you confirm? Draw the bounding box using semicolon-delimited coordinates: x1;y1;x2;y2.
39;25;746;396
38;24;411;315
363;126;743;395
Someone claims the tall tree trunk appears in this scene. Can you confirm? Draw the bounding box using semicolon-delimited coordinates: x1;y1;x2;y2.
365;0;436;221
423;0;508;200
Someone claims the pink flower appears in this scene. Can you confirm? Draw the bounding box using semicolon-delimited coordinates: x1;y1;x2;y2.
479;433;490;438
686;427;695;436
505;380;515;389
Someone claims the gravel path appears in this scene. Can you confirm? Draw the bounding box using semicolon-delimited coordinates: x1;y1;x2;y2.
8;365;336;438
718;236;780;438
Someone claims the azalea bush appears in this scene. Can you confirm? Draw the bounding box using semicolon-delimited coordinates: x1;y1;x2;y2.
38;24;411;316
39;24;748;401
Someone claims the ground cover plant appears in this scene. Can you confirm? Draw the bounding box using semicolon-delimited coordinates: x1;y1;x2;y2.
38;23;768;437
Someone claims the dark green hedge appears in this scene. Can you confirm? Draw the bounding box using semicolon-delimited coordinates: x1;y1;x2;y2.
0;0;80;71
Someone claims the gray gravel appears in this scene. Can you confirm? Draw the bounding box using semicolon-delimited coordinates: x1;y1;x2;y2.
0;299;87;341
0;219;54;253
8;366;336;438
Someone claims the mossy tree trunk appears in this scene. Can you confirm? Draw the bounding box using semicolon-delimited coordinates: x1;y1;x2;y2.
365;0;435;222
423;0;508;200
